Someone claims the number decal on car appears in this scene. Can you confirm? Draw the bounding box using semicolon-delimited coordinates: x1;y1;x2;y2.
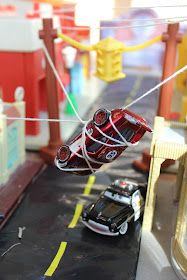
106;150;117;160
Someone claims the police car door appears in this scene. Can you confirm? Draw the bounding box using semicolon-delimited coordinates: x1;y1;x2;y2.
131;190;144;221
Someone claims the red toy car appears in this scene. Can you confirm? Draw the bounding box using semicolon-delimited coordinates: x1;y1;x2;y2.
55;108;152;175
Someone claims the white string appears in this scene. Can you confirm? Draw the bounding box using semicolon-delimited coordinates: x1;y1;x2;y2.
55;158;98;172
60;18;187;30
37;42;116;173
101;16;186;23
55;4;187;12
4;25;187;126
56;14;187;23
55;63;187;174
85;118;135;147
42;43;86;124
106;16;187;22
28;9;187;24
81;125;96;173
4;35;187;174
1;243;21;257
4;42;86;125
123;64;187;110
56;114;138;173
113;4;187;9
4;116;81;123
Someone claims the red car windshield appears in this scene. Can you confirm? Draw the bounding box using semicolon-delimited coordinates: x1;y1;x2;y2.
86;136;107;153
86;127;135;154
114;127;135;142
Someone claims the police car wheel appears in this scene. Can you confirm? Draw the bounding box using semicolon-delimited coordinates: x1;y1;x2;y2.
119;222;128;235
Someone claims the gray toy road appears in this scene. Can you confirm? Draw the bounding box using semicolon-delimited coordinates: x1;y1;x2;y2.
0;75;158;280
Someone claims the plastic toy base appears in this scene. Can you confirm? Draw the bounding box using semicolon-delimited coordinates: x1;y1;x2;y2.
133;149;151;173
0;159;44;230
133;149;175;173
171;237;187;280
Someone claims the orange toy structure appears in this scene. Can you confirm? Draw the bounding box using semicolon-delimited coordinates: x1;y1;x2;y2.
39;18;63;164
158;23;182;119
133;23;182;173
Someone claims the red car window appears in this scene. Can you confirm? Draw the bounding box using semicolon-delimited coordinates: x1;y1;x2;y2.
114;128;134;142
87;136;107;153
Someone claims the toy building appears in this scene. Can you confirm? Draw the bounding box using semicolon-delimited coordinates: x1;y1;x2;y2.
0;88;25;186
137;116;187;278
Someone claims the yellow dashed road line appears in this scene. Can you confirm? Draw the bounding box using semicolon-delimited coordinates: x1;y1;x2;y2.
44;175;96;276
125;97;132;105
44;242;67;277
124;76;143;106
68;175;96;228
68;203;84;228
83;175;96;196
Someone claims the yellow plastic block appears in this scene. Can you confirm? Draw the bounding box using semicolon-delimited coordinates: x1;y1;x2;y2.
58;33;161;83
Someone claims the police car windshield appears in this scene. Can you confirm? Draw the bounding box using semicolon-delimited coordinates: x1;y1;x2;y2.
104;190;131;205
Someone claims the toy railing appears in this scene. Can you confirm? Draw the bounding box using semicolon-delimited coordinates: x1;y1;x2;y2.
58;32;161;82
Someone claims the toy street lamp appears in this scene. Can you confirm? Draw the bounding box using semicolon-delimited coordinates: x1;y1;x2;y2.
61;46;78;115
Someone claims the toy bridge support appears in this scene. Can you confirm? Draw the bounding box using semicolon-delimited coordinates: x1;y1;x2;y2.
39;18;63;164
157;23;182;119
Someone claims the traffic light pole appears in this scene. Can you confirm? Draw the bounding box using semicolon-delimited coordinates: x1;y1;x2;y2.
39;18;63;164
133;23;182;173
157;23;182;119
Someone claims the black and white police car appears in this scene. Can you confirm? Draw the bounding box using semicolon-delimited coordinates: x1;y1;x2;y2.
81;179;147;236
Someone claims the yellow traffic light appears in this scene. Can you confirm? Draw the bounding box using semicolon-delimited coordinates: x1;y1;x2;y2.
58;33;161;83
94;37;125;82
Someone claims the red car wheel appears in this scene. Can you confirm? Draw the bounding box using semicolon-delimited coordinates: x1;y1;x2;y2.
93;108;110;127
57;145;71;163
